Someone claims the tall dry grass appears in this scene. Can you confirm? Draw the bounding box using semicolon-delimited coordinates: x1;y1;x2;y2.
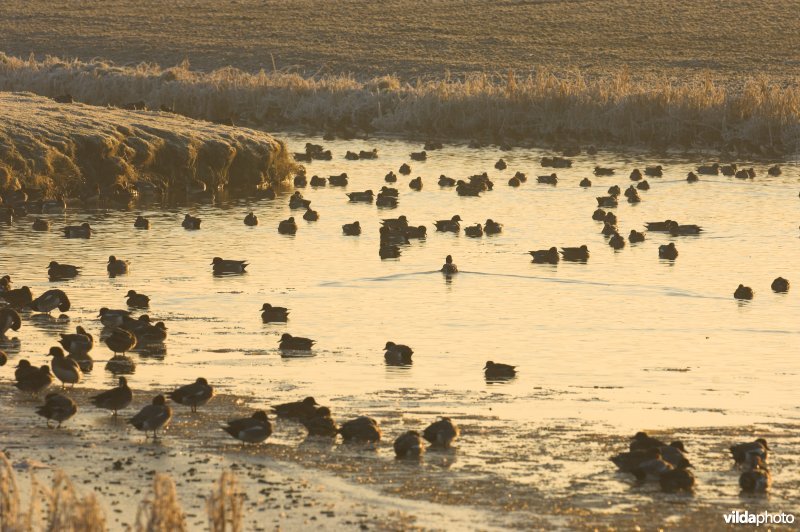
206;471;243;532
1;53;798;152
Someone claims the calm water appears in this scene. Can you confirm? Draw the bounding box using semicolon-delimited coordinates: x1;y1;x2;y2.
2;134;799;518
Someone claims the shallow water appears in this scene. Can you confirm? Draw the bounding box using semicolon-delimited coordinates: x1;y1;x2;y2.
2;133;799;525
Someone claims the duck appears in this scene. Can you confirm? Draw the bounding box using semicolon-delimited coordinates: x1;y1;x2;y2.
771;277;790;293
0;308;22;337
58;326;93;357
381;216;409;231
604;212;617;225
659;468;695;493
734;284;754;300
464;224;483;238
63;223;92;238
15;365;53;393
342;221;361;236
98;307;131;328
301;407;339;437
279;333;315;351
384;341;413;365
537;173;557;185
376;193;398;208
379;186;399;197
105;327;137;355
721;163;737;176
601;222;618;236
211;257;248;274
494;158;506;170
394;431;425;458
513;171;527;183
310;175;327;187
36;393;77;428
696;163;719;175
438;175;456;187
289;192;312;210
134;215;150;229
645;165;663;177
182;214;201;230
628;230;646;243
126;290;150;308
592;208;606;221
729;438;769;465
644;220;674;232
628;431;667;451
434;215;462;233
484;361;516;380
15;359;37;382
303;208;319;221
667;221;702;236
579;178;592;187
347;190;374;203
560;245;589;262
609;233;625;249
0;286;33;308
423;417;460;449
0;275;11;292
410;151;427;162
294;174;307;187
441;255;458;274
739;457;771;493
596;196;618;208
456;180;481;197
30;289;71;314
344;150;359;160
636;180;650;190
484;219;502;235
658;243;678;260
48;261;80;280
626;188;641;203
328;173;348;186
529;247;559;264
243;212;259;226
385;171;398;183
49;346;82;388
32;218;51;231
359;148;378;159
629;168;642;181
611;447;661;472
339;416;381;443
129;394;172;439
107;256;130;276
594;166;614;176
630;450;674;481
409;177;423;191
686;172;699;183
767;165;781;176
404;225;427;239
261;303;289;322
607;185;621;196
168;377;214;412
658;441;691;469
90;376;133;415
135;321;168;344
222;411;273;444
273;396;319;419
278;217;297;235
469;174;493;190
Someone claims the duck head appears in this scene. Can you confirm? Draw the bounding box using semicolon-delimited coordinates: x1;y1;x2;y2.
48;346;66;359
152;394;167;406
253;411;269;423
303;397;318;406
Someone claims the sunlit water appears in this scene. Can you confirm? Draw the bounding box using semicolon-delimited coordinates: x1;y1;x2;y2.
2;133;799;520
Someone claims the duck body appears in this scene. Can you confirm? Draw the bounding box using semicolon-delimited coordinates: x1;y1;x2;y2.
107;256;130;276
279;333;315;351
15;364;53;393
530;247;559;264
729;439;769;465
659;468;695;492
278;217;298;235
301;407;338;437
739;458;771;493
211;257;248;274
0;286;32;308
0;308;22;336
537;173;557;185
32;218;51;231
384;341;413;364
36;393;77;427
658;243;678;260
129;395;172;438
168;377;214;412
771;277;790;293
49;347;82;387
63;223;91;238
98;308;131;328
464;224;483;238
105;327;137;354
434;215;462;233
90;376;133;415
734;284;754;300
394;431;425;458
628;230;646;243
629;431;667;451
342;221;361;236
423;417;460;448
58;326;93;356
134;216;150;229
484;219;502;235
182;214;201;230
484;360;516;379
347;190;374;203
48;261;80;280
126;290;150;308
560;245;589;262
261;303;289;322
30;289;71;313
339;416;381;443
409;177;423;190
273;396;319;419
223;411;273;443
441;255;458;274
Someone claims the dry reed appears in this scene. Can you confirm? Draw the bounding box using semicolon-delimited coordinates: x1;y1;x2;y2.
134;474;187;532
206;471;243;532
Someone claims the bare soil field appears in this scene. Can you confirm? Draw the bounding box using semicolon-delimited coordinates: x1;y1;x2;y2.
1;0;798;82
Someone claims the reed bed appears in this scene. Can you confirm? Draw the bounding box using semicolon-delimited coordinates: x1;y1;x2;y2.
1;53;799;153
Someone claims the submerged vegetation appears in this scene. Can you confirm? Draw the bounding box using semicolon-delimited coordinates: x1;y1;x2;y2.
1;53;799;154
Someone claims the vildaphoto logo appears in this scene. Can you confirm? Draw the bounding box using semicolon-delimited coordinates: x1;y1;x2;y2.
723;510;795;526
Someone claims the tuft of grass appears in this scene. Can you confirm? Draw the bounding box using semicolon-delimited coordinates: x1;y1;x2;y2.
135;474;188;532
206;471;243;532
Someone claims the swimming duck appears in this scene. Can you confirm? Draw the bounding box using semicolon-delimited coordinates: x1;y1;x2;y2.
279;333;315;351
592;208;606;221
223;411;273;444
434;215;462;233
15;365;53;393
380;186;399;198
659;468;695;493
604;212;617;225
243;212;259;226
513;171;527;183
580;178;592;187
107;256;130;276
273;396;319;419
696;163;719;175
645;220;674;232
303;208;319;221
344;150;359;160
310;175;327;187
739;457;771;493
494;158;507;170
658;243;678;260
438;175;456;187
135;321;168;344
0;308;21;337
594;166;614;176
376;193;398;208
105;327;137;355
441;255;458;274
30;289;71;313
771;277;790;293
767;165;781;176
423;417;460;449
32;218;51;231
168;377;214;412
469;174;493;190
36;393;77;428
508;176;521;187
484;361;516;379
129;394;172;439
63;223;92;238
609;233;625;249
289;192;311;209
211;257;248;274
465;224;483;238
48;261;80;280
98;307;131;328
596;196;618;208
456;180;481;197
182;214;201;230
484;219;502;235
607;185;621;196
404;225;427;239
601;222;618;236
342;221;361;236
359;149;378;159
629;431;667;451
339;416;381;443
667;221;702;236
529;247;560;264
394;431;425;458
560;245;590;262
134;216;151;229
410;151;427;162
384;341;413;364
294;174;307;187
628;230;646;243
626;188;641;203
537;173;557;185
409;177;423;191
734;284;754;300
301;407;339;437
278;217;297;235
0;286;33;308
49;346;82;388
645;165;663;177
126;290;150;308
385;171;398;183
261;303;289;322
347;190;374;203
730;438;769;465
636;180;650;190
381;216;409;231
629;168;642;181
720;163;737;176
90;376;133;416
686;172;699;183
328;173;348;186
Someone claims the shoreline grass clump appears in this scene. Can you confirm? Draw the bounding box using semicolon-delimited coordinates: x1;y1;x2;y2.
1;52;798;154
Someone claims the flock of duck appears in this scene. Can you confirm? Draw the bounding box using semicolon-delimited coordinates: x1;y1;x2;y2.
0;141;793;490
